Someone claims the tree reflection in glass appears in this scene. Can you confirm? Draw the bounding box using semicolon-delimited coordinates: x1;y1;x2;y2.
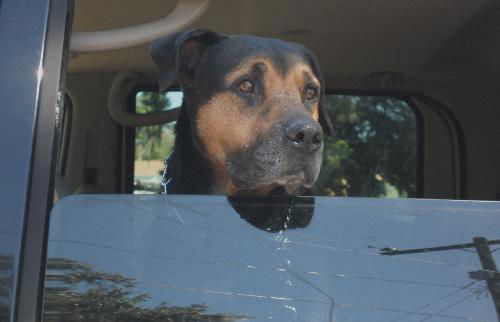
43;257;248;321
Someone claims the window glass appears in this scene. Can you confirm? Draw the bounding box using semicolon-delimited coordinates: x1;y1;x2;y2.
133;92;418;197
318;95;417;198
133;91;181;194
43;195;500;321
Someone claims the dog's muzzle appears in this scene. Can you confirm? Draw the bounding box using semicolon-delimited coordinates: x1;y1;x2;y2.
228;116;324;195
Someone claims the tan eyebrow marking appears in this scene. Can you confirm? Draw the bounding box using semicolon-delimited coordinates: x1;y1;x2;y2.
297;65;320;88
224;58;272;86
286;63;321;117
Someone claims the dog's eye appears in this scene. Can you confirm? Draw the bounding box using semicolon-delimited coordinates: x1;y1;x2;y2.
305;86;318;100
239;80;254;93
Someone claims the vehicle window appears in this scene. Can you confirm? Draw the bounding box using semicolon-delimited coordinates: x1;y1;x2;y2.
132;92;418;197
318;95;418;198
133;91;182;194
43;195;500;321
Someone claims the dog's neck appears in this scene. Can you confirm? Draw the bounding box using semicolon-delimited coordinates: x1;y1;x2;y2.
166;107;215;194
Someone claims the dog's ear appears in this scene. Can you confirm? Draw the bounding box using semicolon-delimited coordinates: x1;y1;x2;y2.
300;48;334;135
151;29;226;91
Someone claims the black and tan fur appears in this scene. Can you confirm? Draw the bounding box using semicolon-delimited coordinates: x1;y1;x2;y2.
151;30;332;196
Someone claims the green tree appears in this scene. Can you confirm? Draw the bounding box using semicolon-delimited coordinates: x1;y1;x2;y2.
43;257;249;322
135;92;175;161
315;95;417;198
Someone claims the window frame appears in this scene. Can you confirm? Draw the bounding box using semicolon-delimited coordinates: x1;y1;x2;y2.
14;1;74;321
411;94;467;199
56;94;74;177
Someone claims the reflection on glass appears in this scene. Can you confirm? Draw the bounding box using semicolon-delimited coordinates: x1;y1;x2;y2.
44;195;500;321
0;255;13;322
43;257;248;321
381;236;500;320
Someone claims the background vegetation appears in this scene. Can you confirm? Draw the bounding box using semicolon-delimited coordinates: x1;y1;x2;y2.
135;93;175;162
315;95;416;197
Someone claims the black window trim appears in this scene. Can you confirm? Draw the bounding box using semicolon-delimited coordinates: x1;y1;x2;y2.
411;95;467;199
15;1;73;321
56;93;73;177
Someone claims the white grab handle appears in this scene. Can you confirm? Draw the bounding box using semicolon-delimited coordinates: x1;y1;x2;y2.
70;0;210;53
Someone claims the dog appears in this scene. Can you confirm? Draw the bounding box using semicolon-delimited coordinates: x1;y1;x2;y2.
151;30;332;196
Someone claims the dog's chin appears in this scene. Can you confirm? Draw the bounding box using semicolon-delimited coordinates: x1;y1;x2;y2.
235;173;314;197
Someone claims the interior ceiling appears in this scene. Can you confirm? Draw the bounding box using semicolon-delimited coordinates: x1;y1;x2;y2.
70;0;500;91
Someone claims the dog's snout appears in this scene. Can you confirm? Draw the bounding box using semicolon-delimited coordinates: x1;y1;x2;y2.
285;118;323;151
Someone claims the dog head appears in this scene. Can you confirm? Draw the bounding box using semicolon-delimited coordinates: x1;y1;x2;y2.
151;30;332;196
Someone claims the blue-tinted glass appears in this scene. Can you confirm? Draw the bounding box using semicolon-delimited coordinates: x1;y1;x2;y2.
44;195;500;321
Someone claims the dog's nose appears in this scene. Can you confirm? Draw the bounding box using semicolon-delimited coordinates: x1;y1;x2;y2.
285;118;324;152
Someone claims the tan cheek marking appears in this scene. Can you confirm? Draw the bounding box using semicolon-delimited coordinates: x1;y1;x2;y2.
197;94;251;161
196;92;277;193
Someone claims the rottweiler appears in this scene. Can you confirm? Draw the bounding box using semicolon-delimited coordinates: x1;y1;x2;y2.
151;30;332;196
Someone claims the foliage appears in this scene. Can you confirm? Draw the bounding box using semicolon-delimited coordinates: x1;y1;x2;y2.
135;92;175;161
315;95;417;197
43;257;248;322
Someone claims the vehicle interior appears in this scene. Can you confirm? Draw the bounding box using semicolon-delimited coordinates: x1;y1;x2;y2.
57;0;500;204
21;1;500;321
